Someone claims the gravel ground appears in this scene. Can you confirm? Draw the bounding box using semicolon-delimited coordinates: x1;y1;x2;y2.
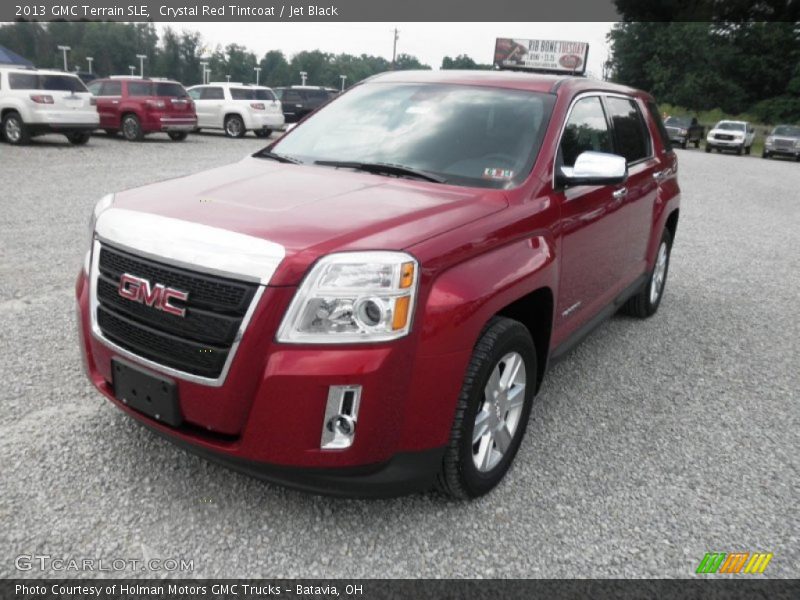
0;133;798;579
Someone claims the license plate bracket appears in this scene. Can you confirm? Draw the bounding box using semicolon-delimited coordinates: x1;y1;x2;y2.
112;359;182;427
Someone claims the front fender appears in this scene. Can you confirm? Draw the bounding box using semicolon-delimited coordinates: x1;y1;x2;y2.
396;234;557;450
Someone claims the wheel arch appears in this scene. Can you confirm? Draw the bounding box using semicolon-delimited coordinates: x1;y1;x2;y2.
665;208;679;244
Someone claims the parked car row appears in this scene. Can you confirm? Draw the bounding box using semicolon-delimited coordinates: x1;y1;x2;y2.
1;66;339;145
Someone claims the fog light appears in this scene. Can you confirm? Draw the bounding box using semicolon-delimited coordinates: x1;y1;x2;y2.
321;385;361;449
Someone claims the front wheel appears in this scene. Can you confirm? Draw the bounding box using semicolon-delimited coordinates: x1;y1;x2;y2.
254;129;271;138
66;132;91;145
762;150;770;159
705;144;712;153
736;145;744;156
745;145;751;155
224;115;245;138
168;131;189;141
437;317;536;499
621;229;672;318
681;139;688;149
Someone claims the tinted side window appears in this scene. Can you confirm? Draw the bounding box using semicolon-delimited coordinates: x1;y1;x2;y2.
230;87;253;100
283;90;302;103
9;73;38;90
560;96;612;168
202;87;224;100
606;96;651;163
645;100;673;153
187;88;202;100
100;81;121;96
127;81;151;96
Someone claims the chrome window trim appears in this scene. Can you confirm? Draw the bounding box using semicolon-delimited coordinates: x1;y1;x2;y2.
89;210;285;386
552;91;655;189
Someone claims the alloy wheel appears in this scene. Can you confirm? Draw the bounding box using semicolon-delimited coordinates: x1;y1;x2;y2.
650;241;668;305
471;351;527;472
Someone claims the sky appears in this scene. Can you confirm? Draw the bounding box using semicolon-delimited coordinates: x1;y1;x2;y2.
161;22;614;79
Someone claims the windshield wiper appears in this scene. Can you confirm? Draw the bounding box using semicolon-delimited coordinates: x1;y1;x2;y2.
314;160;447;184
254;150;302;164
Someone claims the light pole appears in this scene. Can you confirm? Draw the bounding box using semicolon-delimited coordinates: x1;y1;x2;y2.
200;61;208;84
299;71;307;86
226;75;231;82
86;56;93;74
128;65;136;76
205;67;211;83
254;67;262;86
391;28;399;69
136;54;147;78
340;74;347;91
57;45;71;71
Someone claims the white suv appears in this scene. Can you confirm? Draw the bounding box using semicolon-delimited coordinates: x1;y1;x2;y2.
0;67;99;145
705;120;756;155
186;82;284;138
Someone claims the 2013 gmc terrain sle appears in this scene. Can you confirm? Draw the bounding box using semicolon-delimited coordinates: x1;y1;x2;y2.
76;70;680;499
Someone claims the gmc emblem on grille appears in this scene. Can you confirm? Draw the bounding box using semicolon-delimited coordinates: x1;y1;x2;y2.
117;273;189;318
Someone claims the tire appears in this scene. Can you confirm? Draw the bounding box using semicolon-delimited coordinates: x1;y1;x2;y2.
621;228;673;319
66;132;91;145
224;115;245;138
104;129;118;137
168;131;189;141
254;129;271;138
121;114;144;141
736;145;744;156
705;144;711;153
694;139;700;148
680;139;687;149
437;317;537;499
2;112;30;145
762;151;770;159
745;145;751;155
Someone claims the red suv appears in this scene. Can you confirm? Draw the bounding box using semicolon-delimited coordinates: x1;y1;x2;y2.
76;70;680;498
87;77;196;141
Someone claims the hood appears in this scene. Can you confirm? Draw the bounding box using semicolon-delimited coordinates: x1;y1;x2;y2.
111;157;508;285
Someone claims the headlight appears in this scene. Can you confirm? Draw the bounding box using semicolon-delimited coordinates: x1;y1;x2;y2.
794;140;800;148
765;136;775;146
679;128;688;135
277;251;419;343
84;193;114;273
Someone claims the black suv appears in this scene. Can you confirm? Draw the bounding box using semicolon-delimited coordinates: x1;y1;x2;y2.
274;86;336;123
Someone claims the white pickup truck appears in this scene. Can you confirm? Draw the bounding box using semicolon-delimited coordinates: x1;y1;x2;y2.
705;120;756;155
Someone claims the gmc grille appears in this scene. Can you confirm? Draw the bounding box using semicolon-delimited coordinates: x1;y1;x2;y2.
95;244;258;379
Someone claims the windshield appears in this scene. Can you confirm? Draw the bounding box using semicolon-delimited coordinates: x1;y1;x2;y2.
231;87;276;101
664;116;690;127
716;121;746;131
271;82;555;189
8;73;88;93
772;125;800;137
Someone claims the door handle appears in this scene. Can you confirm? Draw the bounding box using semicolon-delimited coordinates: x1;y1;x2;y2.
653;168;670;181
612;187;628;200
111;100;119;104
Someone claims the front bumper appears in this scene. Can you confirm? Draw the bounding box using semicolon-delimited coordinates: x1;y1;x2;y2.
707;137;745;148
75;270;466;496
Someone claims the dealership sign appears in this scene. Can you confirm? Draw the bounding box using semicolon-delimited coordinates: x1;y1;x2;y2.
494;39;589;74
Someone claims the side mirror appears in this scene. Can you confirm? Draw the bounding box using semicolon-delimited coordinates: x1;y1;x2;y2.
557;151;628;187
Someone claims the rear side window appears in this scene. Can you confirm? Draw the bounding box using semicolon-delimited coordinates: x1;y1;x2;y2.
9;73;39;89
560;96;613;168
202;87;224;100
127;81;151;96
187;88;202;100
606;96;651;163
283;90;302;103
646;101;673;153
87;81;102;95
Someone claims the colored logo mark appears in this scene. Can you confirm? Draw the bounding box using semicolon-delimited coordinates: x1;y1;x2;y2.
696;552;773;574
